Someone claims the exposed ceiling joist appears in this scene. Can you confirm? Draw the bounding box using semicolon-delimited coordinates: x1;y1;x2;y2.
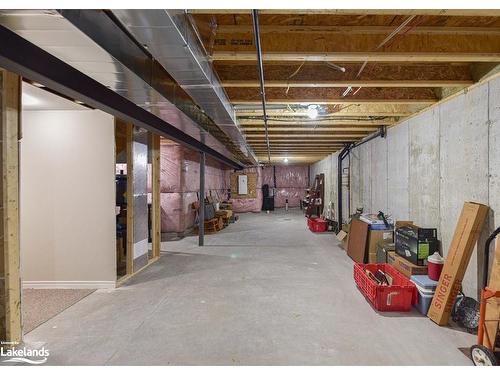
188;9;500;16
214;25;500;35
242;127;375;132
224;80;473;88
211;52;500;63
232;99;437;105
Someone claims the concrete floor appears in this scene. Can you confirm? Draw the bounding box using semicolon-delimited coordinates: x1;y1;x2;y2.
21;209;474;365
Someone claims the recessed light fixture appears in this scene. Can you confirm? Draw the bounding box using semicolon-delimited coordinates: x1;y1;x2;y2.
307;105;318;120
74;100;85;105
283;157;289;163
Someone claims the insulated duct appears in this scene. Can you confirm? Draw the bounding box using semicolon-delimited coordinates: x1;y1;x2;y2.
111;9;258;165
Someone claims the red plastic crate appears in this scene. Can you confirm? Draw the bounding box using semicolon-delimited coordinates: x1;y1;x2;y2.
307;217;327;232
353;263;416;311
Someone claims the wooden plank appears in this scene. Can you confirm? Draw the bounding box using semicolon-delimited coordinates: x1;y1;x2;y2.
188;9;500;16
484;237;500;348
216;25;500;36
151;134;161;259
0;70;21;345
125;123;134;276
238;119;393;126
245;134;366;138
242;127;374;132
212;52;500;63
232;99;437;105
224;80;474;88
230;172;257;199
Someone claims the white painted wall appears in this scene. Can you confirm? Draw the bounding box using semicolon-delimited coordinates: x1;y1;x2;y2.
20;110;116;288
347;75;500;297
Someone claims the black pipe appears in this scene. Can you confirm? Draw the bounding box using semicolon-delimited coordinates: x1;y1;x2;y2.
251;9;271;163
337;144;352;231
483;226;500;289
351;126;386;150
337;126;386;230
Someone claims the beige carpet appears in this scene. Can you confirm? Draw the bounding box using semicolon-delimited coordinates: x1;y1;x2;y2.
22;289;95;333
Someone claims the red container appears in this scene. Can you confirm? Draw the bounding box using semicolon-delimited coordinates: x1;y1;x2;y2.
427;253;444;281
308;217;327;232
353;263;417;311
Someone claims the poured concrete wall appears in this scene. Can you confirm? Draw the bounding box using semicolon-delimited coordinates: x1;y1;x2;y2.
349;74;500;297
310;152;338;220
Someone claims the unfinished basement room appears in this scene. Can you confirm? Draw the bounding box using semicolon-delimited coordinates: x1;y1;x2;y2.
1;3;500;369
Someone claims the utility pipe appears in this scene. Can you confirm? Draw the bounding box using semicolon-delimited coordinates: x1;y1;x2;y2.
251;9;271;163
336;126;387;230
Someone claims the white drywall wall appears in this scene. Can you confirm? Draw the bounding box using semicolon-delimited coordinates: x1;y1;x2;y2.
20;110;116;287
314;74;500;297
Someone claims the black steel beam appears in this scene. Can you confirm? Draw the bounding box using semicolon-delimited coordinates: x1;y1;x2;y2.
0;24;243;169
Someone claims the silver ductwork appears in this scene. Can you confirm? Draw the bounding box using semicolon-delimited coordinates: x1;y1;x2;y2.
111;9;257;164
0;9;245;166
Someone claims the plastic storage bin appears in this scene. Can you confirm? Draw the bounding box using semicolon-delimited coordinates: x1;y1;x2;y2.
410;275;438;315
307;217;327;232
353;263;417;311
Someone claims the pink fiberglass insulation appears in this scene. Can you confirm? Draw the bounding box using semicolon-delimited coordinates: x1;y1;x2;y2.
275;165;309;188
274;187;305;208
160;192;198;233
159;144;230;233
261;166;274;187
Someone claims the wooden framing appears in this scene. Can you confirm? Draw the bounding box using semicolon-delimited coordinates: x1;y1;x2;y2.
151;134;161;259
212;52;500;63
189;10;500;163
125;123;134;276
188;9;500;16
0;69;21;346
223;80;473;88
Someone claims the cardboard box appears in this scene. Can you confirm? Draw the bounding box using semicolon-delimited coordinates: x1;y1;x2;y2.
427;202;489;326
336;230;349;250
388;252;427;278
376;241;395;263
367;229;394;259
395;224;438;265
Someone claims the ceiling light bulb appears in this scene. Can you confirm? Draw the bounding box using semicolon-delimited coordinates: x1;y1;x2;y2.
283;157;289;163
307;105;318;119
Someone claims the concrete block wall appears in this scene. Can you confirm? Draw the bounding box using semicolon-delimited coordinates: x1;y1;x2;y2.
349;75;500;297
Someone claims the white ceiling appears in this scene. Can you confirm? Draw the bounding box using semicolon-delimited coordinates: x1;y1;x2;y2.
22;82;90;111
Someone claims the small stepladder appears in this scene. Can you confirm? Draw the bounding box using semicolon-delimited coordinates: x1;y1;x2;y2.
305;173;325;218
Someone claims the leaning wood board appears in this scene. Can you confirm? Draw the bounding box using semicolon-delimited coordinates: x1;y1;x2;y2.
230;172;257;199
347;219;369;263
484;237;500;348
427;202;489;325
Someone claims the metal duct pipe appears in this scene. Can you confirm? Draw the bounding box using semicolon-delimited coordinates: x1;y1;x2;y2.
251;9;271;163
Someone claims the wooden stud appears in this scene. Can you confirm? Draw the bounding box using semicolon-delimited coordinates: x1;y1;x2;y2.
0;70;21;346
151;134;161;259
125;123;134;276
